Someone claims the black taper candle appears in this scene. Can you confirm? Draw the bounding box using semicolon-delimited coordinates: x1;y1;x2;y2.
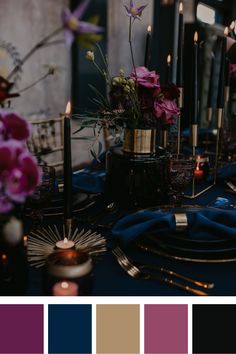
144;25;152;68
191;31;199;124
64;102;73;220
176;1;184;87
217;27;228;108
207;53;215;108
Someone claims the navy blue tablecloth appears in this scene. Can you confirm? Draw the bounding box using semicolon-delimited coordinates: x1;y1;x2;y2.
23;180;236;296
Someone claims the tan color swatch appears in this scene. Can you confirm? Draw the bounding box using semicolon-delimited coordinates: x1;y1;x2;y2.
96;304;140;354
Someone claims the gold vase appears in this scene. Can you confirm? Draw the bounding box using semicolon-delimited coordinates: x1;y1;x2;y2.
123;128;156;154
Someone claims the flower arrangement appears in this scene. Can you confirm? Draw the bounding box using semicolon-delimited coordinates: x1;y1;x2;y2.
0;112;41;213
74;0;180;151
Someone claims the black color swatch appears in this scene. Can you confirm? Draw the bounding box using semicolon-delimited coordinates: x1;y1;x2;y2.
193;304;236;353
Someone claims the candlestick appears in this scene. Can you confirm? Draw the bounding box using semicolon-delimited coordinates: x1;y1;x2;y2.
166;54;172;83
217;27;228;109
191;31;199;124
52;281;78;296
144;25;152;68
207;53;214;110
55;237;75;250
64;101;73;226
177;1;184;87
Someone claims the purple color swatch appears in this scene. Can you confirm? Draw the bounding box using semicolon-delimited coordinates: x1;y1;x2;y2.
0;305;43;354
145;304;188;354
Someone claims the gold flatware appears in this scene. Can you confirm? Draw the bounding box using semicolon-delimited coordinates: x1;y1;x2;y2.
112;247;210;296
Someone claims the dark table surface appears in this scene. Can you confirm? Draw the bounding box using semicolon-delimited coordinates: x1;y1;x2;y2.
22;180;236;296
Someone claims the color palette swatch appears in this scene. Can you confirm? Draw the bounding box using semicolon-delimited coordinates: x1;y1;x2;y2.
2;303;236;354
145;304;188;354
48;304;92;354
193;304;236;354
0;305;43;354
96;304;140;354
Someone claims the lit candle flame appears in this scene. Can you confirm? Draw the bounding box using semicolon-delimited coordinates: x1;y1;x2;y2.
224;26;229;36
23;235;28;247
230;21;235;31
61;282;69;289
167;54;171;65
147;25;152;33
2;254;7;261
179;1;183;14
194;31;198;43
63;237;68;245
65;101;71;116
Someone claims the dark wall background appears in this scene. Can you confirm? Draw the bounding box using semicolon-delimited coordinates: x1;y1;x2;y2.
71;0;107;113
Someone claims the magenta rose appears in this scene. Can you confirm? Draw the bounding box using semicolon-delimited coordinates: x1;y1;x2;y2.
154;98;180;124
129;66;160;88
0;111;31;142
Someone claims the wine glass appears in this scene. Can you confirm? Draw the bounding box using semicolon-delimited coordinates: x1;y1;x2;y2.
169;154;194;205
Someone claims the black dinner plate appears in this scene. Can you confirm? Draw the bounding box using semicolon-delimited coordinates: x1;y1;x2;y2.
136;238;236;263
25;191;93;217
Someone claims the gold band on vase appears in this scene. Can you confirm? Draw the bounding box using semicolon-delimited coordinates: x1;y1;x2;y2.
123;128;156;154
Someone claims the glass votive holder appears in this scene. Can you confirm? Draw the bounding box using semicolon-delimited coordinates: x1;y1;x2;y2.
194;154;210;182
44;249;93;296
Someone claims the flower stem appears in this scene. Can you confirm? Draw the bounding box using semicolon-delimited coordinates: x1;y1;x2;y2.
129;18;137;80
7;26;63;80
17;71;53;94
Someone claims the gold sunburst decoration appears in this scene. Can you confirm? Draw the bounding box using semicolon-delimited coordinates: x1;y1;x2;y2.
27;223;106;268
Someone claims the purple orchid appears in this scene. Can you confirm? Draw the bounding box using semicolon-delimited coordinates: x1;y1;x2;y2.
0;111;31;142
124;0;147;20
0;140;41;212
0;194;13;213
62;0;103;48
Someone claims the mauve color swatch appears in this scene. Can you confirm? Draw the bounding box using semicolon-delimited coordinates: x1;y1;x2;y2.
0;304;43;354
48;304;91;354
145;304;188;354
193;304;236;353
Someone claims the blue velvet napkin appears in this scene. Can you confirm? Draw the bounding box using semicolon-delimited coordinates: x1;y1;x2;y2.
72;169;106;193
112;209;236;246
72;152;106;193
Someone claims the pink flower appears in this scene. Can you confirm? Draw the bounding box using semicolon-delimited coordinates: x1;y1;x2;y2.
0;111;31;142
62;0;103;48
154;99;180;124
124;1;147;20
0;140;41;211
129;66;160;89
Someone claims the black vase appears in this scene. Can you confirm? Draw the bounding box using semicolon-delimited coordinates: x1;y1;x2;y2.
105;145;170;208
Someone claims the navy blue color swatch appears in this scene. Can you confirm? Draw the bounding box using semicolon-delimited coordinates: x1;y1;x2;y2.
49;304;92;354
